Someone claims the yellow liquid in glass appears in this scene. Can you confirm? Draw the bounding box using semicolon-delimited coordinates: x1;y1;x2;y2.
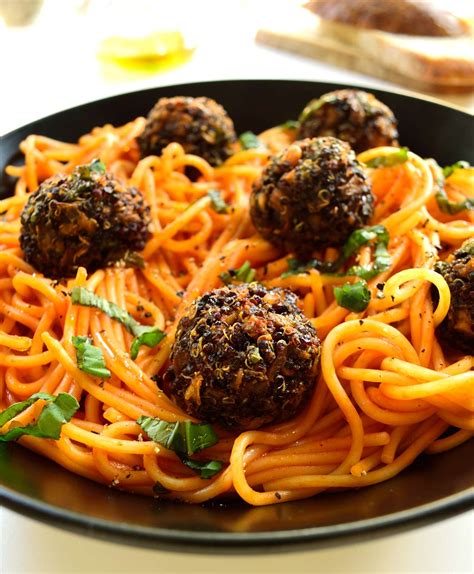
98;30;194;79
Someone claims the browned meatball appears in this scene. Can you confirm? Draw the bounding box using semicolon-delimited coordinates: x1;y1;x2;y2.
435;239;474;354
138;96;236;166
297;90;399;153
249;137;374;257
162;284;321;431
20;160;151;278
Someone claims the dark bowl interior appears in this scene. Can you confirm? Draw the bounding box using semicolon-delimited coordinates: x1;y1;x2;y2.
0;80;473;551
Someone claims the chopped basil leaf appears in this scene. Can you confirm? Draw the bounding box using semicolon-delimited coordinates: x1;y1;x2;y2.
71;287;166;359
334;280;371;312
0;392;79;442
219;272;232;285
72;336;111;378
235;261;256;282
72;287;133;327
374;240;392;271
341;225;389;261
279;120;299;130
298;97;328;124
181;457;222;479
152;481;169;494
281;225;391;280
435;191;473;215
343;227;392;280
0;393;51;428
239;131;264;150
138;417;178;450
122;251;145;269
247;346;262;364
219;260;256;285
365;147;409;169
137;417;219;456
138;416;222;480
442;160;470;179
431;160;473;214
76;159;106;180
280;257;328;278
130;327;166;360
280;258;304;278
90;158;106;173
207;189;229;214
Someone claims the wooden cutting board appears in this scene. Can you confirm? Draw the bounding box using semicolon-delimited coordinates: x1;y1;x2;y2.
256;4;474;112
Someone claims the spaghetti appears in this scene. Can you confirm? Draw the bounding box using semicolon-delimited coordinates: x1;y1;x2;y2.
1;114;473;506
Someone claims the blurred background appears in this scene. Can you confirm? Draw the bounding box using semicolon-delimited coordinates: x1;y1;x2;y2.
0;0;473;134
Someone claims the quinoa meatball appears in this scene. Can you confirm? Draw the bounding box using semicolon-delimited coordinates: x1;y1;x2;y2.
434;239;474;354
138;96;236;166
163;284;321;430
297;90;399;153
20;160;151;278
249;137;374;257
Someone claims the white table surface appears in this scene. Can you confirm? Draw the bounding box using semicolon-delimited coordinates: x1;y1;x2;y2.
1;506;473;574
0;2;473;572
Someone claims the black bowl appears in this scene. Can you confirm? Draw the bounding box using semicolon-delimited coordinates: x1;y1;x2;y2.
0;80;473;552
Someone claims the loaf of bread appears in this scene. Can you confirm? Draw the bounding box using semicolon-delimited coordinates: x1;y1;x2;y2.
305;0;470;37
315;18;474;88
255;1;474;93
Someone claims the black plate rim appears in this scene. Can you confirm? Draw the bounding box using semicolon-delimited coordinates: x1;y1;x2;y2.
1;481;472;552
1;78;473;551
1;77;472;142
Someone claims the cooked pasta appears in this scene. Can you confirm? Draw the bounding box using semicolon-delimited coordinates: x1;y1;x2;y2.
1;106;473;507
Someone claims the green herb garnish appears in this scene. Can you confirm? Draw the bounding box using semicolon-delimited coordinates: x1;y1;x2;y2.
152;481;169;494
298;97;329;124
280;257;315;278
279;120;299;130
239;131;264;150
334;280;371;312
442;160;470;179
71;287;166;360
63;159;107;199
235;261;256;282
434;161;473;215
137;417;219;456
435;191;473;215
219;260;256;285
247;346;262;364
365;147;409;169
137;416;222;479
0;392;79;442
341;225;389;261
72;287;132;325
343;227;391;280
181;457;222;479
281;225;391;280
75;158;106;180
129;327;166;360
122;251;145;269
72;336;111;378
207;189;229;214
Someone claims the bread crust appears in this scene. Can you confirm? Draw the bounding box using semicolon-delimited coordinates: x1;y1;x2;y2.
305;0;470;37
315;20;474;87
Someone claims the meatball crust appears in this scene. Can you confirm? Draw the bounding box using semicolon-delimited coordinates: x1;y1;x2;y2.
435;239;474;354
163;284;321;430
138;96;237;166
249;137;374;256
297;90;399;153
20;162;151;278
